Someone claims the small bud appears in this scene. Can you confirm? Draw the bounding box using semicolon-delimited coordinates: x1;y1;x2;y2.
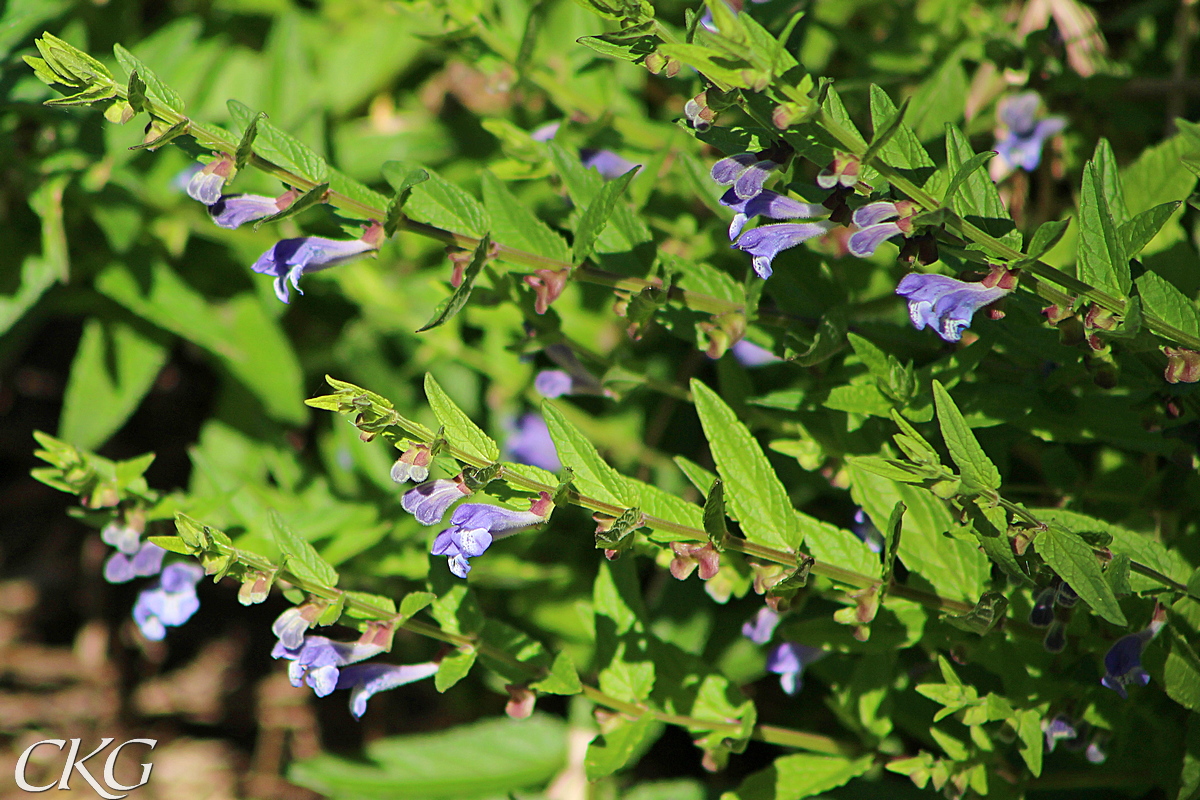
524;268;571;314
1163;347;1200;384
670;542;721;580
1083;304;1119;331
817;153;860;190
391;444;433;484
1042;304;1074;325
237;572;273;605
643;51;667;74
981;264;1019;291
505;684;536;719
1043;620;1066;653
771;101;813;129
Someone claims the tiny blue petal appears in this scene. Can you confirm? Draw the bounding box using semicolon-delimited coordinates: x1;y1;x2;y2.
402;479;469;526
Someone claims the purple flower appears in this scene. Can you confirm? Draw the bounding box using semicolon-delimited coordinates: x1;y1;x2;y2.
1101;611;1165;698
402;478;472;525
504;413;561;472
895;273;1011;342
534;368;603;398
733;221;836;279
721;188;827;240
580;149;640;180
1029;586;1057;627
767;642;825;695
432;501;549;578
731;339;779;367
848;201;917;258
186;157;233;205
132;562;204;641
851;509;884;554
530;122;561;142
252;226;382;304
742;607;781;644
1043;715;1079;753
336;661;440;718
209;194;281;229
272;606;316;650
101;522;142;554
712;153;780;200
103;542;166;584
271;635;384;698
993;92;1065;174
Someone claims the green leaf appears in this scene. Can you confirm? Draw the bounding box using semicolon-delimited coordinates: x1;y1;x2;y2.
585;715;659;780
943;151;995;208
1077;159;1130;297
674;456;719;499
480;172;570;262
800;513;881;579
1018;219;1071;265
703;479;728;544
691;380;800;551
1036;507;1190;593
1014;707;1044;777
1093;138;1130;225
288;714;567;800
882;501;904;588
573;167;640;264
228;100;329;183
397;164;489;237
113;43;184;112
1137;271;1200;338
577;21;660;63
821;86;867;150
423;373;499;462
146;535;192;555
59;319;168;450
1166;632;1200;713
1123;133;1198;218
531;650;583;695
547;143;650;252
1179;712;1200;800
542;402;637;507
1036;526;1126;626
128;118;188;151
435;647;477;692
234;110;264;170
866;86;932;173
720;754;873;800
846;455;928;484
252;182;328;229
1121;202;1181;259
342;591;397;619
941;591;1008;636
932;381;1000;493
944;124;1020;247
416;234;493;332
270;511;339;588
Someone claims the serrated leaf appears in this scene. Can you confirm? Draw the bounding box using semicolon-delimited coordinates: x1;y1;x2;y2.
113;43;183;113
270;511;339;588
932;381;1000;493
417;235;493;332
847;455;928;483
1093;138;1130;226
867;86;932;173
800;513;880;579
691;380;800;550
1014;707;1044;777
703;479;728;544
573;167;639;264
228;99;328;183
547;143;650;253
480;172;570;262
945;124;1020;247
1036;526;1126;626
720;754;873;800
1140;271;1200;338
423;373;499;462
542;402;637;507
235;111;264;170
1121;202;1181;259
1166;632;1200;713
342;591;397;619
398;165;489;237
1077;160;1130;297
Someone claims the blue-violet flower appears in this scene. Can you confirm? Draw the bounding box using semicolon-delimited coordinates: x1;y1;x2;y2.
580;149;640;181
992;92;1065;176
432;494;552;578
503;413;561;472
712;153;780;200
895;272;1014;343
336;661;440;718
741;607;781;645
252;223;383;304
186;155;234;206
767;642;825;695
733;221;836;279
101;521;142;554
721;188;827;241
271;634;385;697
730;339;780;368
209;192;294;230
1101;606;1166;698
132;562;204;641
402;477;473;525
104;542;166;584
848;200;919;258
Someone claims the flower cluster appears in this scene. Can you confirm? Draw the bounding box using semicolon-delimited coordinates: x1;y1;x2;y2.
1101;606;1166;698
270;611;438;718
991;92;1065;178
132;563;204;641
